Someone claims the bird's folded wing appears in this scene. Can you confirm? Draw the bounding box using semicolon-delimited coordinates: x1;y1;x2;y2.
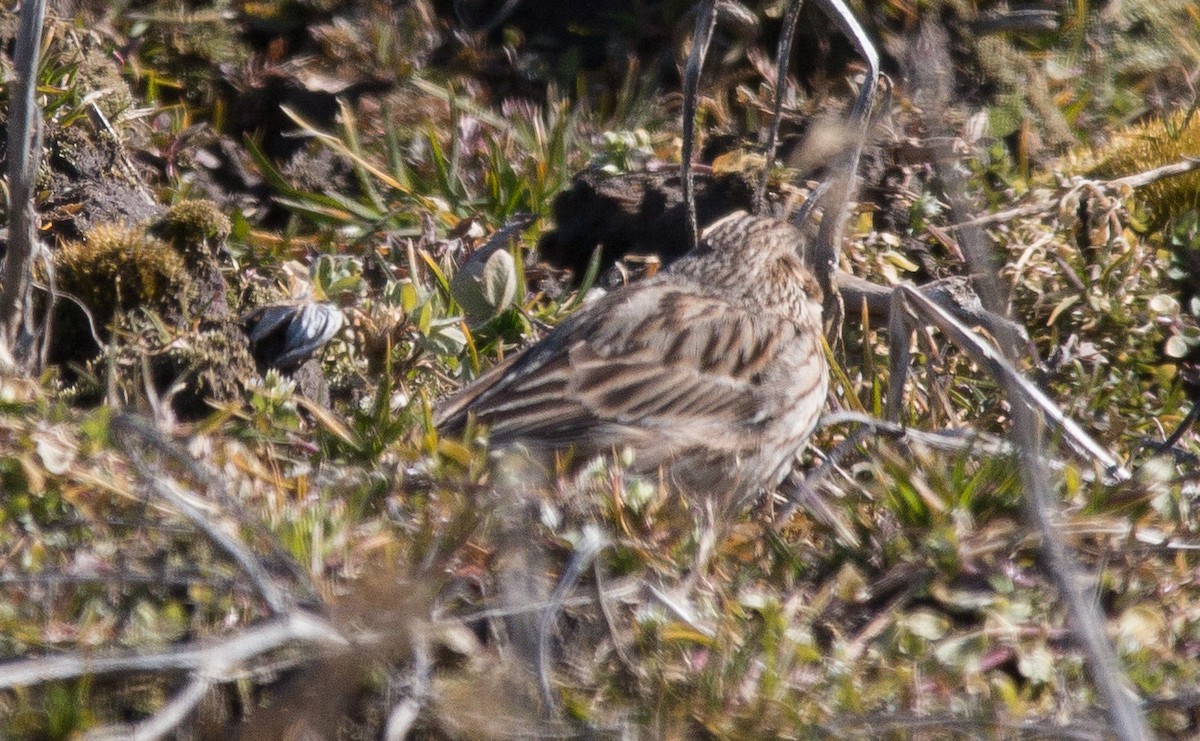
435;284;798;449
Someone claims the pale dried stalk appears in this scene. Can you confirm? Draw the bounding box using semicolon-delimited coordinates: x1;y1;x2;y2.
0;0;48;364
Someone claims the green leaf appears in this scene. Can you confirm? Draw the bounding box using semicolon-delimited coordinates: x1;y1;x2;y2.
450;248;519;323
421;317;467;356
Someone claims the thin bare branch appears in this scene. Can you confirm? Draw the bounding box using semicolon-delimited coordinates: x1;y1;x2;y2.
537;525;604;711
384;697;422;741
888;285;1129;481
383;638;431;741
592;558;638;674
644;583;714;637
109;413;319;604
1002;371;1152;741
1158;403;1200;452
1109;156;1200;189
945;156;1200;232
85;102;156;206
0;0;48;362
756;0;804;213
837;270;1028;340
443;580;640;625
0;610;345;689
905;21;1152;735
680;0;719;250
819;411;1107;481
111;414;293;615
27;281;106;352
802;0;880;336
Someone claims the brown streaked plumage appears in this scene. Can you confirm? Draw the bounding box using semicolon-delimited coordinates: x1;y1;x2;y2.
435;211;828;507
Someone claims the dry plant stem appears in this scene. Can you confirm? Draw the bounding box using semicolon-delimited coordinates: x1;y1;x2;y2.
383;640;431;741
836;270;1025;339
384;697;421;741
906;28;1147;727
820;411;1103;481
0;0;47;361
644;583;714;637
84;676;213;741
774;426;868;531
1159;402;1200;452
821;0;880;127
1109;156;1200;189
940;182;1151;740
537;527;605;712
111;413;318;603
799;0;879;334
593;559;638;674
447;580;640;625
0;610;343;688
944;156;1200;232
886;285;1129;481
86;102;156;206
16;614;346;741
680;0;718;250
111;415;292;615
1012;407;1152;741
33;256;57;371
756;0;805;213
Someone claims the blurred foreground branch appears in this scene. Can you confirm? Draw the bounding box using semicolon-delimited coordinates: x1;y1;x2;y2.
0;0;47;365
936;134;1153;741
0;414;345;739
910;21;1152;740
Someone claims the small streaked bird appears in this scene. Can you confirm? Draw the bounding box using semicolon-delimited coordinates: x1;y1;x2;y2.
435;211;828;508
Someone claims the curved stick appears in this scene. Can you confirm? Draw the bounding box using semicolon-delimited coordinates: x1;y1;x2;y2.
887;284;1130;482
680;0;719;250
803;0;880;333
757;0;805;213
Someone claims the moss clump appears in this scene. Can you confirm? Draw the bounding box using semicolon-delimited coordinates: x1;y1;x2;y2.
52;216;256;419
1090;112;1200;227
54;223;191;326
150;200;231;254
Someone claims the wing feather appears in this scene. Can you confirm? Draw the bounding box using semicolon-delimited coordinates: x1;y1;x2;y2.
435;279;807;458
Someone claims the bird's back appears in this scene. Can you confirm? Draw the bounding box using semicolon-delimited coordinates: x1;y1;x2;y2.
435;212;828;504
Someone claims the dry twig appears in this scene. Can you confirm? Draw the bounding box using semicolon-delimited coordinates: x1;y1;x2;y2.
0;0;48;363
933;145;1152;741
111;414;293;615
944;157;1200;232
0;610;345;689
887;285;1129;481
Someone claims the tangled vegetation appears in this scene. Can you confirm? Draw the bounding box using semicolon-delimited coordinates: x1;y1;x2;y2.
0;1;1199;739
